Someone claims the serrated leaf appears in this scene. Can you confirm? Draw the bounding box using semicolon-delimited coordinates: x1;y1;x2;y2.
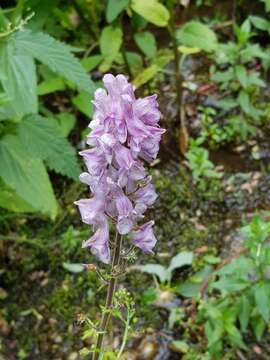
18;114;80;180
131;0;169;27
14;29;94;94
0;135;57;218
134;31;157;58
99;26;123;72
176;21;218;52
106;0;129;22
0;38;37;118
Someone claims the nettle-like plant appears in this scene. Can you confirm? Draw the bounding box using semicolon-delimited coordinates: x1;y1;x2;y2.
75;74;165;359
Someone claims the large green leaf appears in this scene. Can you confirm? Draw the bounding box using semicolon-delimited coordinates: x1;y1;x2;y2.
18;114;81;180
99;26;123;72
0;135;57;218
106;0;129;22
131;0;169;27
176;21;218;52
14;29;94;94
0;38;37;118
134;31;157;58
0;180;35;213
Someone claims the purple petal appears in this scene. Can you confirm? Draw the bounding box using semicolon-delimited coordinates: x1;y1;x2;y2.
132;221;157;252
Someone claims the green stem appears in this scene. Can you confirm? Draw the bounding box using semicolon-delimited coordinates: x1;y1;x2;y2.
117;311;130;359
92;234;123;360
11;0;25;25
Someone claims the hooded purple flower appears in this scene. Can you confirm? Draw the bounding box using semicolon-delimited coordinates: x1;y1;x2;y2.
75;74;165;263
132;221;157;253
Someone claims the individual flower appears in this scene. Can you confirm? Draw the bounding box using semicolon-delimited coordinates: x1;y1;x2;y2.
82;221;110;263
131;221;157;253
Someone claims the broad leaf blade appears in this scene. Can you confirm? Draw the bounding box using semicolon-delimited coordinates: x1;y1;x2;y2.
168;251;193;274
14;29;94;94
0;38;37;118
134;31;157;58
18;114;81;180
131;0;170;27
0;135;58;218
99;26;123;72
135;264;167;283
176;21;218;52
106;0;129;22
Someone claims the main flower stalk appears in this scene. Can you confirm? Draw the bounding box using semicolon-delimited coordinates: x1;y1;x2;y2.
75;74;165;358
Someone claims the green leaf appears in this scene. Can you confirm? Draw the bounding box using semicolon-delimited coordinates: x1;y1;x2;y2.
0;135;57;218
254;283;270;322
238;295;251;332
235;65;248;88
18;114;80;180
63;262;84;273
126;51;143;76
81;55;103;72
261;0;270;11
211;278;248;293
238;90;251;114
252;315;266;340
136;264;167;283
171;340;189;354
133;50;173;87
37;77;65;95
133;64;159;87
249;15;269;31
176;21;218;52
56;112;76;137
72;91;93;117
178;46;201;55
134;31;157;58
14;29;94;94
168;251;193;275
131;0;170;27
106;0;129;22
99;26;123;72
0;180;35;213
203;255;221;264
0;38;37;118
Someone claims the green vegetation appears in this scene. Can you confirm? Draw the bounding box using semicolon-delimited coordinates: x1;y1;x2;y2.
1;0;270;359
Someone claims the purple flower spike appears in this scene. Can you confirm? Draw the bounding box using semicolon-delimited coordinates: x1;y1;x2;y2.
75;74;165;263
